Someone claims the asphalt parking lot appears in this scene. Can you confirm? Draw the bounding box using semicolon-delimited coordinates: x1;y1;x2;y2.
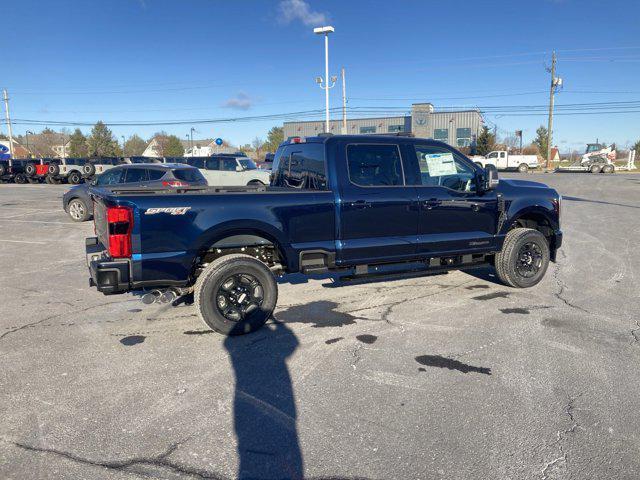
1;173;639;480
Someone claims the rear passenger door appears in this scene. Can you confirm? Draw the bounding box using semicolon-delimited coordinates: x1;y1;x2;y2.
337;142;418;264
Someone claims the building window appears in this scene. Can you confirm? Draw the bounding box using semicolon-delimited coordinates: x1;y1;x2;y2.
456;128;472;147
433;129;448;142
359;126;377;134
387;125;404;133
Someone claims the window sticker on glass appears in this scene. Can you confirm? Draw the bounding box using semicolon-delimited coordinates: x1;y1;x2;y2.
421;152;457;176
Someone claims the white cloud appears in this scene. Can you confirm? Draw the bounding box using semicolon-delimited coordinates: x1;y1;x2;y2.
222;92;253;110
278;0;328;26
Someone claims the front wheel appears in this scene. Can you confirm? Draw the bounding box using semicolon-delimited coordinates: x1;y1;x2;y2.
14;173;27;184
518;163;529;173
590;164;601;174
601;164;614;174
194;254;278;335
67;198;90;222
495;228;550;288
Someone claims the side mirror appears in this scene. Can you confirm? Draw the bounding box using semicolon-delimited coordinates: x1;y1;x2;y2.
484;165;499;190
236;165;244;172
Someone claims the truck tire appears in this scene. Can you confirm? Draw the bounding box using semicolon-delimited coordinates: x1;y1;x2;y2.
83;163;96;176
518;163;529;173
194;254;278;335
495;228;550;288
48;164;60;176
247;180;265;186
68;171;82;184
601;164;614;174
67;198;90;222
14;173;28;184
25;162;37;176
590;164;601;174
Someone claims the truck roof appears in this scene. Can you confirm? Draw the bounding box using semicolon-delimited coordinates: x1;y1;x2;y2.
281;133;450;147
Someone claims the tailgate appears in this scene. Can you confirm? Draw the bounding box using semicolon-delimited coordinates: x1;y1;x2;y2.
92;194;110;248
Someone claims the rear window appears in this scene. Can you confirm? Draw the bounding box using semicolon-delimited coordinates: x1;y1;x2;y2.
173;168;205;182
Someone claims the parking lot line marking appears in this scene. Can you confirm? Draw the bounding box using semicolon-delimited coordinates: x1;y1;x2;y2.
0;219;77;225
0;239;48;245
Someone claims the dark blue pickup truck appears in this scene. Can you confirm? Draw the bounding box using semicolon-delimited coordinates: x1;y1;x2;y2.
86;134;562;335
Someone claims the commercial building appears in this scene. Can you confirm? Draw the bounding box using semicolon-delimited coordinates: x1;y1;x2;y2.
283;103;484;148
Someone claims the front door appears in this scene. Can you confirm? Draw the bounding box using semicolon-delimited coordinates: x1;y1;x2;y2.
407;144;499;256
337;142;418;264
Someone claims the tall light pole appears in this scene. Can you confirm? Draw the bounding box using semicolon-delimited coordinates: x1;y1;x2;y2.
3;89;15;163
314;26;336;133
189;127;195;153
121;135;126;157
26;130;34;159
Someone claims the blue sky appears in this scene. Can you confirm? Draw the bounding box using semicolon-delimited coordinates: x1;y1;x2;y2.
2;0;639;151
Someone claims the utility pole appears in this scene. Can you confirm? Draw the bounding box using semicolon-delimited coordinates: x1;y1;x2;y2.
3;89;15;163
341;67;347;134
546;51;562;170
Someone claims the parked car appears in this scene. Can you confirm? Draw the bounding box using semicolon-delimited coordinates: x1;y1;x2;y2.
185;155;270;186
48;158;87;184
86;134;562;336
472;151;539;172
258;152;275;170
63;163;207;222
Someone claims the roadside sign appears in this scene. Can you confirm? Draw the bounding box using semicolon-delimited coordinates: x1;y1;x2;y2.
215;138;223;146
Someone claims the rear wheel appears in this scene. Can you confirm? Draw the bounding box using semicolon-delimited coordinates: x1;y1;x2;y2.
495;228;550;288
518;163;529;173
194;254;277;335
68;171;82;184
590;164;601;174
601;164;614;174
67;198;90;222
247;180;265;186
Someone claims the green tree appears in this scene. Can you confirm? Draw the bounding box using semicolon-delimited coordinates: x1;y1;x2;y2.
632;140;640;158
123;134;147;156
264;126;284;152
476;126;496;156
533;126;549;160
164;135;184;156
86;121;119;157
68;128;88;157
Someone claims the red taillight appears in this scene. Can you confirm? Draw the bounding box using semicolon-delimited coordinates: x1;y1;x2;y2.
162;180;188;187
107;206;133;258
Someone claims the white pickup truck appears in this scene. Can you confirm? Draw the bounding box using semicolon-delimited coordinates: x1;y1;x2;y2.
472;151;539;173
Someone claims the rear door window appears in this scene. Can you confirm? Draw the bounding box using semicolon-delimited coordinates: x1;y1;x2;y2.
173;168;205;182
205;158;220;170
347;144;404;187
147;169;166;181
124;168;148;183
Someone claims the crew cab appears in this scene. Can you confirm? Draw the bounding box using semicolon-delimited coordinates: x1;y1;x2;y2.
86;134;562;335
473;150;539;173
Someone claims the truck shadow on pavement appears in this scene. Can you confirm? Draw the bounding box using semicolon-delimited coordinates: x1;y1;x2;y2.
223;321;304;479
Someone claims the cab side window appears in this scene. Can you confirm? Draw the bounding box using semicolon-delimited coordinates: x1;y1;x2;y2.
347;144;403;187
221;159;237;171
414;145;476;193
124;167;148;183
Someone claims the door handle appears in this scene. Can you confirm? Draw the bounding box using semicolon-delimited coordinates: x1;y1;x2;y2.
350;200;372;209
423;198;441;209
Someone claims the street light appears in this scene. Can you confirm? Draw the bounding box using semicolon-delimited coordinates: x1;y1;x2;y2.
189;127;195;154
25;130;33;159
121;135;126;157
314;25;335;133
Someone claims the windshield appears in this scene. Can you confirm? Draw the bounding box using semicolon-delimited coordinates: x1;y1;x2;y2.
238;159;257;170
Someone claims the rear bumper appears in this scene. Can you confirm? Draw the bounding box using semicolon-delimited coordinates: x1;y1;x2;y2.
86;237;131;294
